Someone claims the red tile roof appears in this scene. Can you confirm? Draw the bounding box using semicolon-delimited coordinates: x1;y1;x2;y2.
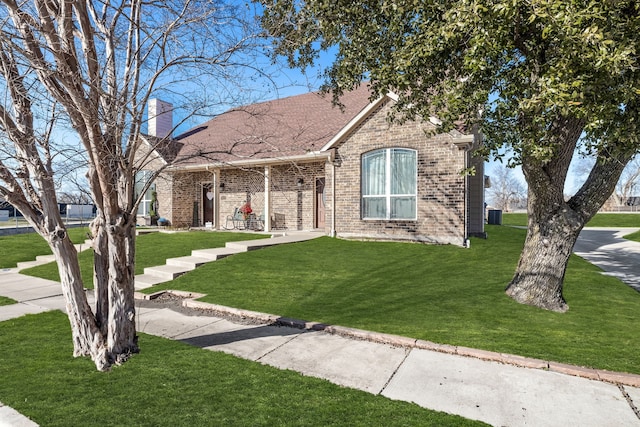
171;85;373;167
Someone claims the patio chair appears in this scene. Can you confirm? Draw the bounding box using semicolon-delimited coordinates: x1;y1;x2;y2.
251;213;265;231
224;207;246;230
272;213;286;230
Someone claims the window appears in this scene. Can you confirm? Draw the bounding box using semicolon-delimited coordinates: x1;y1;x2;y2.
362;148;417;219
135;171;156;216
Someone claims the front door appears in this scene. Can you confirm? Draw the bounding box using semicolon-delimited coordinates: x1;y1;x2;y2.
315;177;326;229
202;184;214;226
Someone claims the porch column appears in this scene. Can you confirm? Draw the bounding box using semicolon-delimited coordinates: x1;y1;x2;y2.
264;165;271;231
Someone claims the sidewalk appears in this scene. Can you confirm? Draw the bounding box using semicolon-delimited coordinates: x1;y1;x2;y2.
1;230;640;426
574;227;640;291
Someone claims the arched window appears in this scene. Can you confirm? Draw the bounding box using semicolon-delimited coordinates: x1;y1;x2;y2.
361;148;417;220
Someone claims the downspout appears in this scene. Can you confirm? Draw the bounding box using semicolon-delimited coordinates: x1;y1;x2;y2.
328;149;337;238
331;161;336;237
453;135;474;248
463;149;469;248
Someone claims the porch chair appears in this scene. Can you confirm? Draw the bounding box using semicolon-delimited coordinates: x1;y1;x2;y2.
254;213;265;231
272;213;286;230
224;207;246;230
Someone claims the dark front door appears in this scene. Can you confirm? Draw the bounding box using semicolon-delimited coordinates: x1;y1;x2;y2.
203;184;214;225
315;177;325;229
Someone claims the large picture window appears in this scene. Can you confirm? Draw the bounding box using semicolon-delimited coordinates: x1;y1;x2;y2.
362;148;417;220
135;171;156;216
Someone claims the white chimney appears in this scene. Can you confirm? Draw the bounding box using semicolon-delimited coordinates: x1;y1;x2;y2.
148;99;173;138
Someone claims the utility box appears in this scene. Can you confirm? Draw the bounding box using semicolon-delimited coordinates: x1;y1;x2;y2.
488;209;503;225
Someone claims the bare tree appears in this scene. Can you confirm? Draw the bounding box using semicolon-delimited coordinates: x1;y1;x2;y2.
488;165;526;212
570;154;640;210
615;156;640;209
0;0;267;370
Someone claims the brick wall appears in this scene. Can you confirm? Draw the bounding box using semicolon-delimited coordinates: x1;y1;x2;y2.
329;99;470;245
268;163;325;230
151;99;483;244
159;164;327;231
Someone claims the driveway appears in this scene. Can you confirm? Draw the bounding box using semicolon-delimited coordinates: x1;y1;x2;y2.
574;227;640;291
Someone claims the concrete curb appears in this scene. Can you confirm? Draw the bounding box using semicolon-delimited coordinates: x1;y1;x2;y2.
136;289;640;389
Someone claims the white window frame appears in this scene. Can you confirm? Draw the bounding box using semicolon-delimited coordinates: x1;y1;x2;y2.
361;148;417;220
135;171;156;216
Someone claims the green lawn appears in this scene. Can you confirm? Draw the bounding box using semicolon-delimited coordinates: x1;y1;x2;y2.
0;227;90;269
0;311;482;427
624;230;640;242
502;212;640;227
20;231;267;287
0;295;15;306
144;225;640;375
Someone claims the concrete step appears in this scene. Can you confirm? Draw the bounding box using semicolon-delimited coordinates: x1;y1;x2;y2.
143;264;192;281
166;256;213;269
191;247;244;260
134;274;169;290
16;260;44;270
74;240;93;252
35;254;56;263
225;234;317;251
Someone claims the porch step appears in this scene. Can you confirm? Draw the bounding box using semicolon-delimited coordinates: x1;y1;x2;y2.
225;234;318;251
35;254;56;263
134;274;170;290
143;264;192;282
15;239;94;271
191;247;245;260
166;256;214;269
16;260;45;270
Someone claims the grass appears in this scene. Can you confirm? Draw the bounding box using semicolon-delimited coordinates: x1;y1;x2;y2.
143;225;640;375
0;311;483;427
0;295;15;306
20;230;267;287
0;227;90;269
624;230;640;242
502;212;640;227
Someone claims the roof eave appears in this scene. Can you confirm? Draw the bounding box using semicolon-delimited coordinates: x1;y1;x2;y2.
166;150;335;172
320;94;389;152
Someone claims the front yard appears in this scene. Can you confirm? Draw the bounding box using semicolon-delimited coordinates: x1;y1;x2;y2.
144;225;640;375
13;221;640;374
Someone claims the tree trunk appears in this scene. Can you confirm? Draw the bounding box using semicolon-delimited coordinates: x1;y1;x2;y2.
105;216;139;364
91;216;109;337
50;228;109;371
505;114;633;311
505;208;582;312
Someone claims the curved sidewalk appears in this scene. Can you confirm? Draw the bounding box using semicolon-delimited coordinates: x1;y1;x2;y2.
574;227;640;291
1;229;640;426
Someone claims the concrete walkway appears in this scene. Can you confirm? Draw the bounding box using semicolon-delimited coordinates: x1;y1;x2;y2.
2;230;640;426
574;227;640;291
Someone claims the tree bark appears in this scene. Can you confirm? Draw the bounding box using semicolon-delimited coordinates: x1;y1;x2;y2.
91;216;109;337
50;228;109;370
105;215;138;364
505;207;581;312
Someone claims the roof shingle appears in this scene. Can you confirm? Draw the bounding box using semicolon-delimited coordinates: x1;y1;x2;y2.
172;85;373;167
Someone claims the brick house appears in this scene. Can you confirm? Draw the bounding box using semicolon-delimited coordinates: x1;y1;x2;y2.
138;85;486;246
